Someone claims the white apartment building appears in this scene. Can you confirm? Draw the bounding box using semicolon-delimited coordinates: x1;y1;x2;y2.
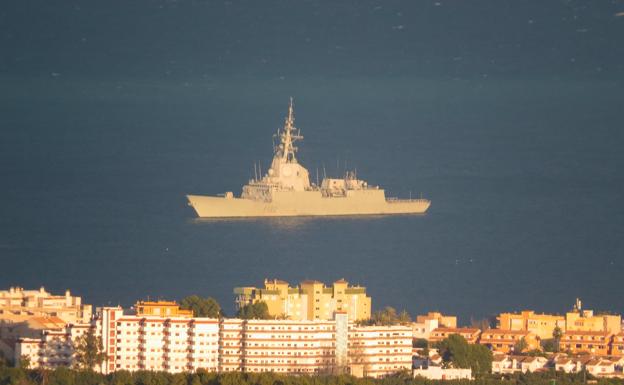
99;307;220;374
349;325;413;378
17;304;412;378
232;319;338;374
15;323;92;369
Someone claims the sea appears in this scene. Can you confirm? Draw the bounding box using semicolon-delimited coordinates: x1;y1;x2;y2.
1;0;623;324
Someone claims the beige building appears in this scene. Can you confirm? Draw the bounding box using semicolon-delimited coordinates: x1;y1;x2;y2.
234;279;371;321
497;311;565;339
412;312;457;340
565;299;621;334
416;312;457;328
0;287;92;324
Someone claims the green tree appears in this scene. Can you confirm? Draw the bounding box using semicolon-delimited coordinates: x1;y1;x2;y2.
513;337;528;353
437;334;492;377
48;367;75;385
73;328;106;371
180;295;221;318
368;307;406;326
109;370;133;385
18;355;30;369
398;309;411;324
237;301;271;319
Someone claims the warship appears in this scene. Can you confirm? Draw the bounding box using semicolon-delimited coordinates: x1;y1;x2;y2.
187;99;431;218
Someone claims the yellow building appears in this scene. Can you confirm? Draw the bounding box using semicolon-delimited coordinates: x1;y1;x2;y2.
565;299;621;334
497;311;565;339
233;279;371;321
135;301;193;318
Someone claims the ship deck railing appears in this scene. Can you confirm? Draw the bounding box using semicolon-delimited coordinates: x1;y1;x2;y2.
386;197;430;203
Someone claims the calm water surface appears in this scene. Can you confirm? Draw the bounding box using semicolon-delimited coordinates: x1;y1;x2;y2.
1;1;623;323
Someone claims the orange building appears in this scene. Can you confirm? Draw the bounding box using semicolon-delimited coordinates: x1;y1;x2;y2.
479;329;540;353
135;301;193;318
565;299;621;334
497;311;565;339
428;328;481;344
610;332;624;357
559;331;612;356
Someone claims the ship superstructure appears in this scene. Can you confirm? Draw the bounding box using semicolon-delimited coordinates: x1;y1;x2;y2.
187;99;430;217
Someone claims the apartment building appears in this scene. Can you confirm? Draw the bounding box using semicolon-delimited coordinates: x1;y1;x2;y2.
0;287;91;324
18;302;411;378
412;312;457;340
479;329;540;353
559;330;612;356
428;328;481;344
15;323;92;369
99;306;220;374
497;311;565;339
349;325;412;378
233;279;371;321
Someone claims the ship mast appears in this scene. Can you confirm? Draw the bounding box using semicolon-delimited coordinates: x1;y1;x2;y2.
276;97;303;163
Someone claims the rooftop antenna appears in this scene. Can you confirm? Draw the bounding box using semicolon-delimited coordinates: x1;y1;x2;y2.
316;167;319;186
323;163;327;179
258;161;262;179
254;162;258;181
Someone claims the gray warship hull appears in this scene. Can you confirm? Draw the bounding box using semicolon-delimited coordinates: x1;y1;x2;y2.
187;190;430;218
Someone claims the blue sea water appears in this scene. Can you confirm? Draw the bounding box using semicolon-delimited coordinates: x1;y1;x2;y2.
1;1;623;323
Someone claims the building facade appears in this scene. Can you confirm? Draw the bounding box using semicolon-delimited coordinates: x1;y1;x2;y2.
0;287;92;324
565;298;621;334
428;328;481;344
479;329;540;353
348;325;413;378
234;279;371;321
412;312;457;340
497;311;565;339
611;333;624;357
416;312;457;328
559;331;612;356
18;302;410;378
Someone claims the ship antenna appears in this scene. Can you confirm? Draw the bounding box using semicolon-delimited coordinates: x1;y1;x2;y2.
279;97;302;163
254;162;258;181
258;162;262;179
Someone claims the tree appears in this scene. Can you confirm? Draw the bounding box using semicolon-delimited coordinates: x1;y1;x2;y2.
367;307;408;326
437;334;492;377
398;309;411;324
552;326;563;352
541;338;557;352
237;301;271;319
180;295;221;318
513;337;528;353
470;317;492;331
73;328;106;371
17;355;30;369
